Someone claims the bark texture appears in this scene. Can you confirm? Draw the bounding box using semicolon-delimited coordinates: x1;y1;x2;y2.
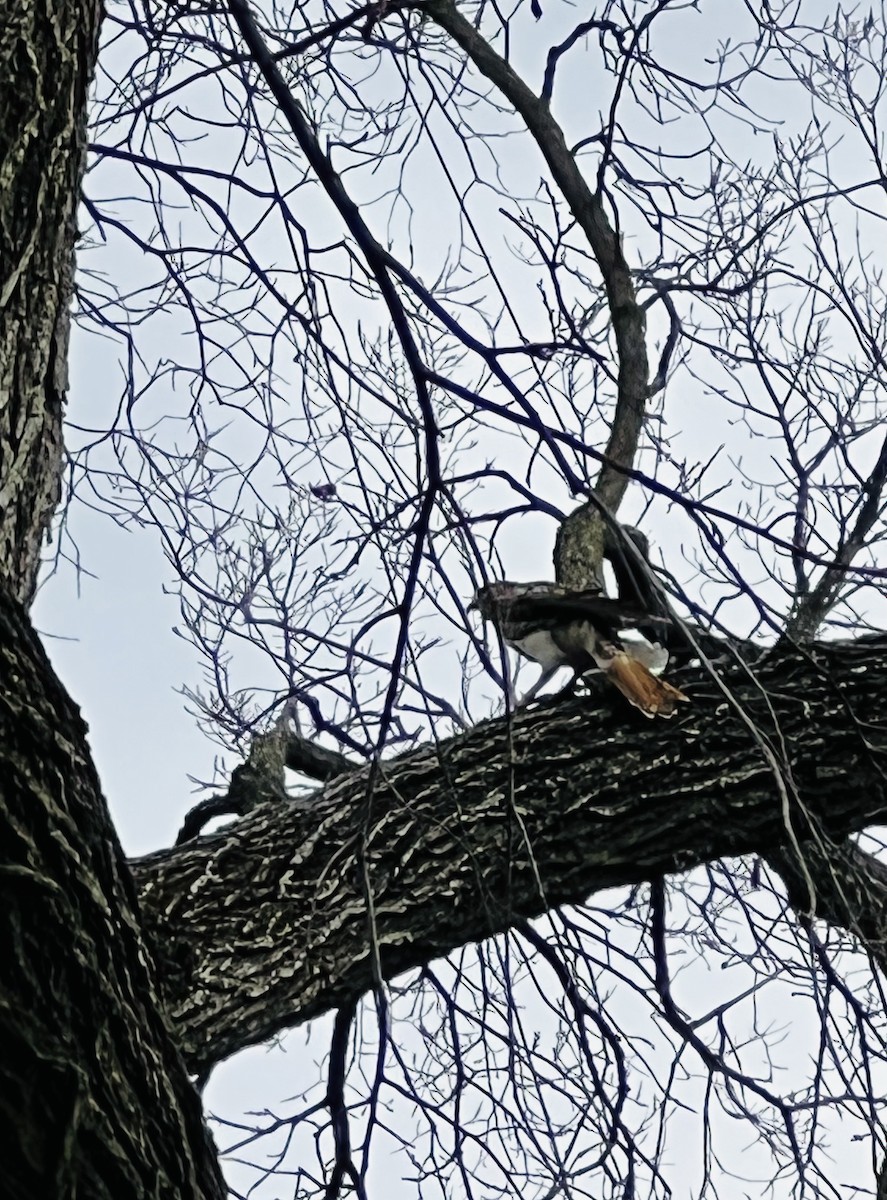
0;2;225;1195
768;838;887;974
0;595;226;1198
134;636;887;1076
0;0;91;605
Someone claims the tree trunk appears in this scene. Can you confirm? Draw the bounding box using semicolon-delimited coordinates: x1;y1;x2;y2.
0;4;224;1195
1;2;86;606
0;596;225;1197
134;636;887;1075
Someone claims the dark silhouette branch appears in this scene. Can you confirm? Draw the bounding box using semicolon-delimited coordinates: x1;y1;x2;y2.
785;428;887;639
767;839;887;978
418;0;649;589
176;721;356;845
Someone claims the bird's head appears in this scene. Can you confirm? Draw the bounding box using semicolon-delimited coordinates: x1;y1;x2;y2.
469;583;505;618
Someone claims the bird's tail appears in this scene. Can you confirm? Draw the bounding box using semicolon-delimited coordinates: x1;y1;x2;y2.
606;651;689;719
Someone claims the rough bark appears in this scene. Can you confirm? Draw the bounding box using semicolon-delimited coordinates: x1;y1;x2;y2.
133;635;887;1076
0;594;226;1198
0;0;90;605
0;2;225;1195
768;838;887;974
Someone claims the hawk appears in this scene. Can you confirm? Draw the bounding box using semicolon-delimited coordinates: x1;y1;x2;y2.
470;580;688;718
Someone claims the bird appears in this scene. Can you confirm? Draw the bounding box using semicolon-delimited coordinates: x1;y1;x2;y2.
470;580;688;718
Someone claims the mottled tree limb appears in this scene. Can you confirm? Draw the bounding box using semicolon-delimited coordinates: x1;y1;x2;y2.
767;838;887;976
285;732;357;782
134;634;887;1076
176;727;356;843
1;3;226;1193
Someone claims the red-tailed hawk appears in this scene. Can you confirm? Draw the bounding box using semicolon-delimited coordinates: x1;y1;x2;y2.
471;580;688;718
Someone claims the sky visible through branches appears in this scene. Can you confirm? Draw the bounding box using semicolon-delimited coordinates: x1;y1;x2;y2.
33;0;887;1196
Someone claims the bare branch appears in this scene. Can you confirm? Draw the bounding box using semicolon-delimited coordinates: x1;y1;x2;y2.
420;0;649;587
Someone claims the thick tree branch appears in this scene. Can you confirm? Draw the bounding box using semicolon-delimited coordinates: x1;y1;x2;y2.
419;0;649;587
767;838;887;976
1;1;226;1192
134;634;887;1076
285;732;356;782
176;728;356;843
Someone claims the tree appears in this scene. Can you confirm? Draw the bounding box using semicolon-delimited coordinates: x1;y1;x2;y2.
4;0;887;1196
1;2;225;1195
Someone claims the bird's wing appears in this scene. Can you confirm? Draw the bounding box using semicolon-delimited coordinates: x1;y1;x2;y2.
503;591;669;629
